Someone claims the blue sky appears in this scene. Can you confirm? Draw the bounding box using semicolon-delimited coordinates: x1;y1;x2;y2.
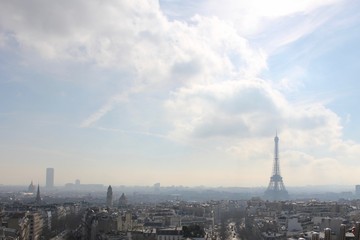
1;0;360;187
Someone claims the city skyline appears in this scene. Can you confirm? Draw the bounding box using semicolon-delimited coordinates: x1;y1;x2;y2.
1;0;360;187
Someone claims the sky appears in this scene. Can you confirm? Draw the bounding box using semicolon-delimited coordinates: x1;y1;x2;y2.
1;0;360;187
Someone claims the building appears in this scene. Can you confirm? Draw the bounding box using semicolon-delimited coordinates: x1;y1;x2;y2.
157;228;183;240
119;193;128;208
28;181;36;193
46;168;54;188
35;184;41;204
355;185;360;197
154;183;160;192
4;212;30;240
1;211;43;240
106;185;113;207
28;212;44;240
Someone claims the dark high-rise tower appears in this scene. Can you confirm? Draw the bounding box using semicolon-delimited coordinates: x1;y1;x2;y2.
264;133;289;200
106;185;113;207
46;168;54;188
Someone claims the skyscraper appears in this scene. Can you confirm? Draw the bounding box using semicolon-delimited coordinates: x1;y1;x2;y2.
106;185;113;207
46;168;54;188
264;133;289;200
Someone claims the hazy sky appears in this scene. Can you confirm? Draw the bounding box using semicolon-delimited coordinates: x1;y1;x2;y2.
1;0;360;187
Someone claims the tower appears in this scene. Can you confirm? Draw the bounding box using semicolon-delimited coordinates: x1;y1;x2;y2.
28;180;36;193
264;133;289;200
118;193;128;208
46;168;54;188
35;184;41;204
106;185;113;207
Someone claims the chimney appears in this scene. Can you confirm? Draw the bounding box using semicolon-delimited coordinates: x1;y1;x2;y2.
355;222;360;240
339;224;346;240
324;228;331;240
311;232;319;240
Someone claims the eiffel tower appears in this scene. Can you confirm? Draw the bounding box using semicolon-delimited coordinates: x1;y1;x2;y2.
264;133;289;200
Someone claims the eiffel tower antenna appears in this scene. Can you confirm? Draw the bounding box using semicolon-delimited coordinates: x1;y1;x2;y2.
264;133;289;200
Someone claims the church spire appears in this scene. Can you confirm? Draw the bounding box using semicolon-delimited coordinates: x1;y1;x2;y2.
35;184;41;204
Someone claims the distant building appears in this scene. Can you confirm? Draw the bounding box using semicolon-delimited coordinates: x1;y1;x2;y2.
28;180;36;193
154;183;161;192
46;168;54;188
119;193;128;208
81;208;135;239
106;185;113;207
355;185;360;196
75;179;80;185
157;228;183;240
64;183;74;188
35;184;41;204
287;217;303;236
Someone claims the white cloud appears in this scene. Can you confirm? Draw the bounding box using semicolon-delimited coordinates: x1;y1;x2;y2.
165;77;342;145
165;79;283;139
201;0;341;33
1;0;359;186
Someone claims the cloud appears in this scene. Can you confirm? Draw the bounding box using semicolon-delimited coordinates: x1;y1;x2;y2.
165;79;282;139
201;0;342;33
165;78;340;141
0;0;269;129
1;0;359;186
0;0;336;127
0;1;168;66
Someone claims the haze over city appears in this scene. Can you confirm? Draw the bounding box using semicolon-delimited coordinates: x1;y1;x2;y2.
1;0;360;187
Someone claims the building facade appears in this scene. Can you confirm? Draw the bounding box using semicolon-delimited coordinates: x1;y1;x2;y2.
46;168;54;188
106;185;113;207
